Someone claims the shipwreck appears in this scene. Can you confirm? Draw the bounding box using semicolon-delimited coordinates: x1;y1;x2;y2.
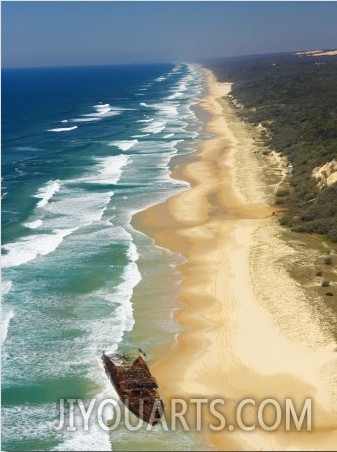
101;352;164;426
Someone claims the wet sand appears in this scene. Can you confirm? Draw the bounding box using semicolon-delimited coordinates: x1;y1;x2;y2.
133;69;337;450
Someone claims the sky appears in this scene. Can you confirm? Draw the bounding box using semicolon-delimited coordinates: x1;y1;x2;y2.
2;1;337;68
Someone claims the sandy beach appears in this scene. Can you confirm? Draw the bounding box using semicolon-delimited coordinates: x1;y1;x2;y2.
133;68;337;450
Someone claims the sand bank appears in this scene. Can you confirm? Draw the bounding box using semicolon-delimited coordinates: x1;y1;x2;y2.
133;69;337;450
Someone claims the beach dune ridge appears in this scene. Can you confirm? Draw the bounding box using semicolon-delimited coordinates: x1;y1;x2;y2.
134;68;337;450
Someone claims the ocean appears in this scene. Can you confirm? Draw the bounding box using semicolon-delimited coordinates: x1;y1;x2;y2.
1;63;207;451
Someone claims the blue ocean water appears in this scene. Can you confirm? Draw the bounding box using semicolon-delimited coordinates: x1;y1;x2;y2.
1;63;206;450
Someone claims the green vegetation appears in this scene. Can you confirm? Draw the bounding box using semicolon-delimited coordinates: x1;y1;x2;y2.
322;280;331;287
324;256;333;265
276;189;290;197
208;52;337;241
279;215;293;227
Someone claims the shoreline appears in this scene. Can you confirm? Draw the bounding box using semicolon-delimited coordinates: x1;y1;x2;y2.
132;68;337;450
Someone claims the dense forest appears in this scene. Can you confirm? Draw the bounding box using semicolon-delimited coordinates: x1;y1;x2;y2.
207;52;337;242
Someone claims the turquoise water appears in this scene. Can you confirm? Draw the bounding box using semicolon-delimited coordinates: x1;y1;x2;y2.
1;63;207;450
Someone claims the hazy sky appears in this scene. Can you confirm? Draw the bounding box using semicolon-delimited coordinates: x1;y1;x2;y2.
2;1;337;68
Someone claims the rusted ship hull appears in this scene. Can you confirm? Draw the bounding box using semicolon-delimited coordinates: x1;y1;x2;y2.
101;353;164;426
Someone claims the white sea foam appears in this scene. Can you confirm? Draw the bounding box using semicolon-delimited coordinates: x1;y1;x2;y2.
127;239;139;262
60;119;68;123
45;226;142;373
163;133;174;139
94;102;110;110
14;166;27;176
82;155;129;185
40;189;113;229
82;261;141;369
80;112;120;119
93;103;134;114
12;156;128;269
75;103;131;123
109;140;138;151
34;180;61;208
131;134;150;138
85;232;141;355
1;228;75;268
167;91;184;100
141;120;166;134
159;104;179;117
16;146;42;152
178;82;188;92
74;102;135;123
1;310;15;346
1;280;13;296
123;140;182;161
47;126;78;132
0;224;140;380
136;118;154;123
72;117;101;122
109;261;139;335
155;76;166;82
3;403;62;447
24;219;43;229
172;64;182;73
53;423;111;451
140;101;178;117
